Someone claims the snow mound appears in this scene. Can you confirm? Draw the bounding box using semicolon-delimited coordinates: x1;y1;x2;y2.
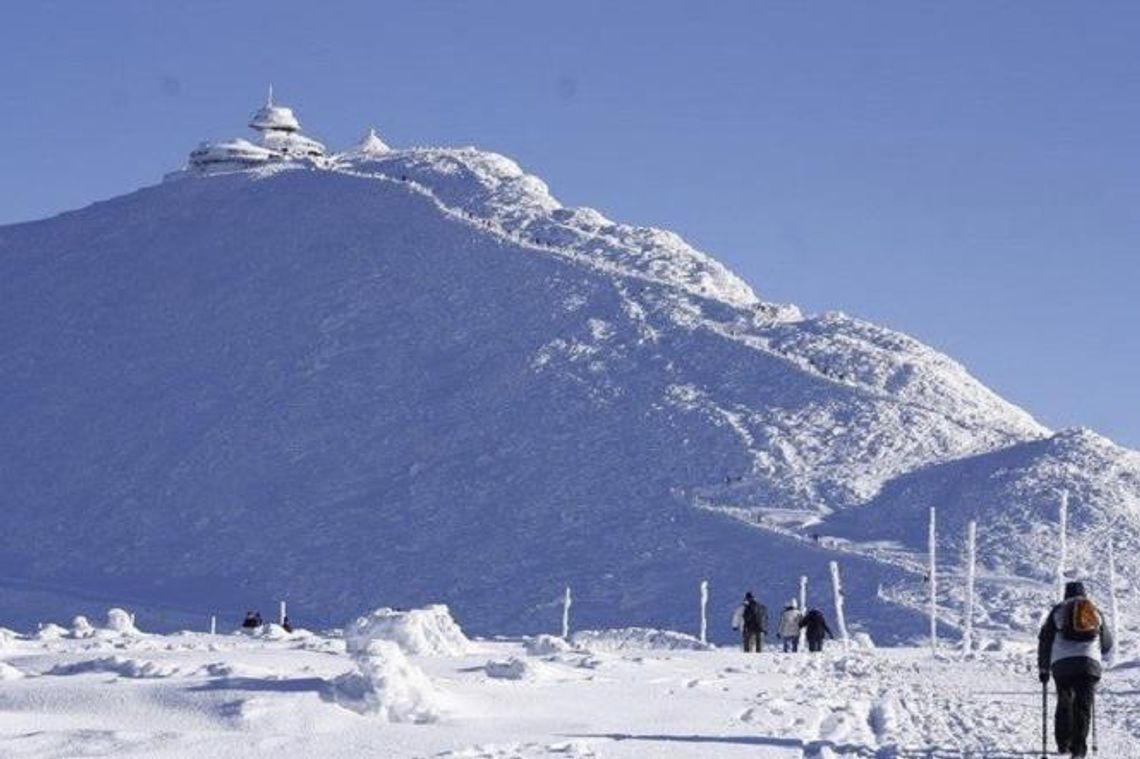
244;623;310;641
35;623;67;641
69;615;96;639
105;608;140;635
0;627;19;645
523;634;575;656
569;627;711;652
332;638;441;722
484;656;554;681
0;661;25;680
47;656;179;679
345;605;470;657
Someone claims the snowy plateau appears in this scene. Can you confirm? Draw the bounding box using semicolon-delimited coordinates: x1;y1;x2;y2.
0;102;1138;756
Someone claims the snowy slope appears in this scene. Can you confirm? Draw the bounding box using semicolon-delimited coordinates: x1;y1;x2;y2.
0;143;1131;642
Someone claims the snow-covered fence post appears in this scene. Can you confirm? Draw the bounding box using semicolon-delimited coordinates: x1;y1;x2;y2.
699;580;709;645
929;506;938;654
210;615;217;636
279;600;287;626
828;561;849;652
1108;542;1121;652
561;586;572;640
963;520;977;654
1057;491;1069;599
798;575;808;649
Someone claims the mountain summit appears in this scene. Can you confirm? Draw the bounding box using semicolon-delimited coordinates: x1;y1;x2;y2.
0;97;1135;640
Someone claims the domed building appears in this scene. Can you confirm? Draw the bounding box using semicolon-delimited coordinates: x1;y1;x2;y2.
188;87;327;172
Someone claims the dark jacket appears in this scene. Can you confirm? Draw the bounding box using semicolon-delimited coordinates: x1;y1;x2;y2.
1037;590;1114;679
800;609;833;640
743;599;768;632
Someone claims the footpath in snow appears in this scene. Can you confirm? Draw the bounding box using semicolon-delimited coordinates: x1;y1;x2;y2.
0;607;1137;758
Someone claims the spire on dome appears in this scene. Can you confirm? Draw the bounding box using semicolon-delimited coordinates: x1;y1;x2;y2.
250;86;300;133
355;127;391;155
267;84;274;107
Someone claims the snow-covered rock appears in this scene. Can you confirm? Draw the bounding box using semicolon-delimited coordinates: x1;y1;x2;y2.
106;608;140;635
345;606;470;657
570;627;711;652
333;638;441;722
523;634;575;656
0;661;25;680
47;656;179;679
69;615;96;639
35;624;67;641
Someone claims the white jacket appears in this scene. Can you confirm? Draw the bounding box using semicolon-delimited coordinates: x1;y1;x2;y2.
778;608;802;638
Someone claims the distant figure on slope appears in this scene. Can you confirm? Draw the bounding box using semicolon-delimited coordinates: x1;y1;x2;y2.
799;608;833;652
778;599;803;653
281;616;293;634
241;611;259;629
1037;581;1114;758
731;592;767;653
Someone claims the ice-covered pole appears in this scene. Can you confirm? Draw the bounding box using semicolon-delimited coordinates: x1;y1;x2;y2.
1057;491;1069;599
963;520;977;654
798;575;808;649
699;580;709;645
829;561;850;651
279;600;287;626
561;586;572;640
1108;542;1121;653
929;506;937;654
210;615;217;636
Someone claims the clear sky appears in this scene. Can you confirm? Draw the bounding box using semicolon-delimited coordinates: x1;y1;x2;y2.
2;1;1138;448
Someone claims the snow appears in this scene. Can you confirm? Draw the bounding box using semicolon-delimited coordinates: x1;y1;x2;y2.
0;622;1137;756
345;605;471;657
570;628;712;652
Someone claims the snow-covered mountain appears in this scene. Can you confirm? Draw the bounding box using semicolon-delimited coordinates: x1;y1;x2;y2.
0;105;1135;643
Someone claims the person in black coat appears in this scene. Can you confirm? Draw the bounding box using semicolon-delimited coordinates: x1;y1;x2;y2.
1037;581;1114;757
799;608;834;652
731;592;768;652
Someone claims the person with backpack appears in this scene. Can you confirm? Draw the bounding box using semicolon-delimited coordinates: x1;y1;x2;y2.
778;599;803;652
799;608;834;652
1037;580;1114;758
731;592;768;652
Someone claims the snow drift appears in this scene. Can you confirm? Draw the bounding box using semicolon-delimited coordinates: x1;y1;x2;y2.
345;606;471;657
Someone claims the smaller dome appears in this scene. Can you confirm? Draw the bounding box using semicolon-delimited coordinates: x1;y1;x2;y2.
249;86;301;132
355;127;391;155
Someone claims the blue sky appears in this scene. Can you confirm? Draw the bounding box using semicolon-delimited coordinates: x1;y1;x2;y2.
2;1;1138;447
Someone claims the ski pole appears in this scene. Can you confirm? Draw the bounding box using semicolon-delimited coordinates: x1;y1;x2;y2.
1091;691;1097;754
1041;681;1048;759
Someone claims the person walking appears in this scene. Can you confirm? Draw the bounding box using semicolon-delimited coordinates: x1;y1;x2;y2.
731;592;768;652
1037;580;1114;758
778;599;803;653
799;608;833;653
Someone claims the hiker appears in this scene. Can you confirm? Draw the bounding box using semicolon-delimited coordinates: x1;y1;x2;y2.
1037;580;1114;758
241;611;259;629
800;608;833;652
778;599;803;653
731;592;768;652
281;616;294;634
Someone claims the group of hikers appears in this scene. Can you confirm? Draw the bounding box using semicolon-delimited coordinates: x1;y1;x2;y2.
731;592;834;653
731;580;1112;758
240;611;294;633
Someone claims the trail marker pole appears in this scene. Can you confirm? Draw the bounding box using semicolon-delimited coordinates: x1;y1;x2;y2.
279;600;287;626
798;575;808;650
828;561;849;652
1108;542;1121;654
561;586;572;640
963;520;977;654
210;615;217;636
699;580;709;645
929;506;937;654
1057;491;1069;599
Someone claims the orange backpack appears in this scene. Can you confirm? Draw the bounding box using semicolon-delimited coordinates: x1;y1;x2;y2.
1061;598;1100;642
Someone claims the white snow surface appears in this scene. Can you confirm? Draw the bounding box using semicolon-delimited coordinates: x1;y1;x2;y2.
0;623;1137;757
0;139;1136;645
